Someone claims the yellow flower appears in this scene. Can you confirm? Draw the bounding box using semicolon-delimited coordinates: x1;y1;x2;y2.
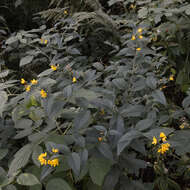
130;4;135;9
48;159;59;167
25;85;31;92
40;39;48;44
139;35;143;39
31;79;38;85
98;137;103;142
152;136;157;145
160;132;167;142
160;86;167;90
38;152;59;167
169;75;174;81
179;123;185;129
72;77;77;83
40;38;48;44
64;10;68;15
157;143;170;154
40;89;47;98
21;78;26;84
138;28;143;33
52;148;59;153
51;65;57;71
136;48;141;51
38;152;48;166
131;35;136;40
100;109;105;115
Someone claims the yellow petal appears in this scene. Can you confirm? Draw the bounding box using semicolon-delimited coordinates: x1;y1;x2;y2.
72;77;77;83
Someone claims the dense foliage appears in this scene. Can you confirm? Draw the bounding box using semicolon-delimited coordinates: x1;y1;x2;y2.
0;0;190;189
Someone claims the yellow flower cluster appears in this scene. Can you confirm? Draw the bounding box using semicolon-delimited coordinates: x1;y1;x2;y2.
64;10;68;15
31;79;38;85
40;39;48;45
72;77;77;83
157;143;170;154
38;152;59;167
21;78;38;92
160;132;167;142
25;85;31;92
152;132;170;154
51;65;57;71
47;159;59;167
40;89;47;98
21;78;26;84
52;148;59;153
98;137;103;142
169;75;174;81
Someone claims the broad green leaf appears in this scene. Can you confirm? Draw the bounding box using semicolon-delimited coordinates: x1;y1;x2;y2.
117;129;142;155
15;119;33;129
8;144;33;176
103;167;120;190
138;7;148;18
0;148;8;160
89;158;112;186
152;90;167;106
169;130;190;155
182;95;190;108
146;76;157;89
14;128;32;139
46;178;72;190
20;55;34;67
120;104;145;118
97;143;113;161
67;152;80;176
32;145;43;167
17;173;40;186
74;110;91;130
0;91;8;117
135;118;154;131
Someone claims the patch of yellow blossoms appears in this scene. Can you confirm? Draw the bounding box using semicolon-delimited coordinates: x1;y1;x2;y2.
21;78;26;84
152;132;171;154
40;89;47;98
25;85;31;92
31;79;38;85
72;77;77;83
51;65;57;71
38;149;59;167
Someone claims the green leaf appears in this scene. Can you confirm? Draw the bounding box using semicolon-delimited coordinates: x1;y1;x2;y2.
20;55;34;67
103;167;120;190
117;129;142;155
97;143;113;161
138;7;148;18
182;95;190;108
89;158;112;186
0;148;8;160
146;76;157;89
152;90;167;106
74;110;91;130
14;128;32;139
32;145;43;167
8;144;33;176
67;153;80;176
17;173;40;186
0;91;8;117
120;104;145;118
46;178;72;190
169;130;190;155
135;119;154;131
